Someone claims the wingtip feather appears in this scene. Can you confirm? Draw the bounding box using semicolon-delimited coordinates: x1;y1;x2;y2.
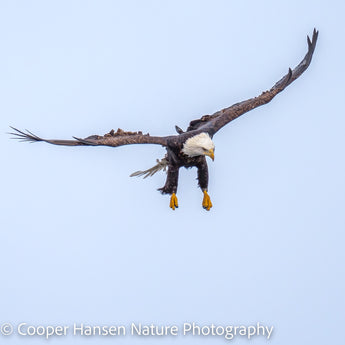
307;35;312;48
9;126;43;143
307;28;319;49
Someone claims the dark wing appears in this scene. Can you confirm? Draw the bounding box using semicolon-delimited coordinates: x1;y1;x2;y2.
10;127;168;147
187;29;318;135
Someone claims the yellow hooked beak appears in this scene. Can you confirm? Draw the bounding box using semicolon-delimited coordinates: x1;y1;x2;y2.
205;149;215;161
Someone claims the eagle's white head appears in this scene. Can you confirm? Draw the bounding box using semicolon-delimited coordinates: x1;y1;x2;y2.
182;132;215;161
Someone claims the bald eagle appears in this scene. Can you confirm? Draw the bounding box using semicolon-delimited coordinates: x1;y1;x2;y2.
11;29;318;211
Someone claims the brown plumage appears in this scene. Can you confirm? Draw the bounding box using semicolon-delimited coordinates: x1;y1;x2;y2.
10;29;318;210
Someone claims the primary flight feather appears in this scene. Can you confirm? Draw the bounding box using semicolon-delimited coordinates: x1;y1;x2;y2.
11;29;318;211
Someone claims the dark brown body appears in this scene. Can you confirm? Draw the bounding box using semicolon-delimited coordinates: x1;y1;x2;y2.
159;135;209;194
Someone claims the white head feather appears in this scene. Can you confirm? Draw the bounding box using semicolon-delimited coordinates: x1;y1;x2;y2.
182;132;215;157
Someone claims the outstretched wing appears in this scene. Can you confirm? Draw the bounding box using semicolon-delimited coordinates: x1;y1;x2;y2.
10;127;168;147
187;29;319;135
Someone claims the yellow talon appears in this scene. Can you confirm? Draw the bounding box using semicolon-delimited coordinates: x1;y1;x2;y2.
170;193;178;210
202;190;213;211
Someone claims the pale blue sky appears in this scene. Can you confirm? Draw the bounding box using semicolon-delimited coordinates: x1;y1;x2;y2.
1;0;344;344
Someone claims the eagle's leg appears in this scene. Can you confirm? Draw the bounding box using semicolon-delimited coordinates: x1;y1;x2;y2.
197;159;213;211
202;190;213;211
170;193;178;210
158;165;179;210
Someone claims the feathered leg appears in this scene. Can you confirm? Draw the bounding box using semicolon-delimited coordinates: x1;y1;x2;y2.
158;166;179;210
197;159;212;211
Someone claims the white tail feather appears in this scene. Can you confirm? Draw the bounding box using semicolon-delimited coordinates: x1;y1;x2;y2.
130;157;168;179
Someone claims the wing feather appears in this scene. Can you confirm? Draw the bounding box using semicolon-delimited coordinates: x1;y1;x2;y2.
188;29;319;135
10;127;168;147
